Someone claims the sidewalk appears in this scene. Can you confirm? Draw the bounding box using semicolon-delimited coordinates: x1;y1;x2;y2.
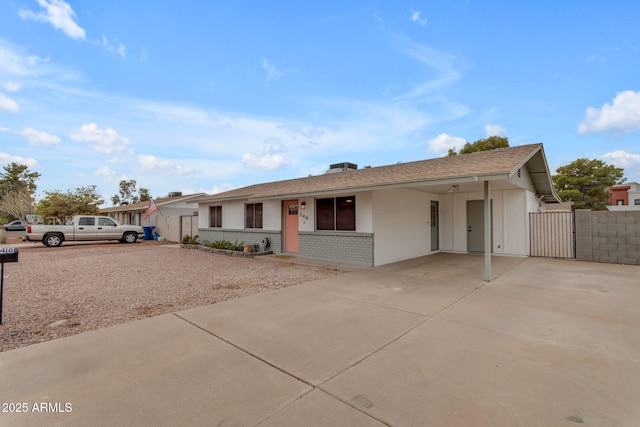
1;254;639;426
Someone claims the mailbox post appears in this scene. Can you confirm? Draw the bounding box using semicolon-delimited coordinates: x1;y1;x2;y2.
0;247;19;324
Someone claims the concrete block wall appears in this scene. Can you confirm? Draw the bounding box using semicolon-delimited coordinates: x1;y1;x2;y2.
299;231;374;266
575;210;640;265
574;210;592;261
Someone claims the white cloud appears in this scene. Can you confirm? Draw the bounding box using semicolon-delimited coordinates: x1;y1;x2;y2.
410;9;428;26
0;152;38;167
263;141;286;154
262;59;283;82
96;35;127;59
1;82;21;92
207;183;236;195
579;91;640;134
21;127;61;146
242;153;290;170
0;45;25;76
94;166;119;182
426;133;467;156
485;124;506;137
242;140;290;170
0;93;19;112
137;154;193;175
602;150;640;179
18;0;86;40
0;41;64;80
69;123;131;153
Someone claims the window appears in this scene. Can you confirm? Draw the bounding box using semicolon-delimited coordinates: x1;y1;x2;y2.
98;217;116;226
245;203;263;229
209;206;222;227
316;196;356;231
617;199;624;206
635;199;640;206
78;217;95;226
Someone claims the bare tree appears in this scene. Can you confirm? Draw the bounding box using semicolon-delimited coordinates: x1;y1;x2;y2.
111;179;152;205
0;188;36;220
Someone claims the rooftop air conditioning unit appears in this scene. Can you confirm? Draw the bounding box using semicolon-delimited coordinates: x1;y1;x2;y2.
325;162;358;174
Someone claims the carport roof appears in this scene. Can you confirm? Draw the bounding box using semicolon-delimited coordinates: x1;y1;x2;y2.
194;143;560;203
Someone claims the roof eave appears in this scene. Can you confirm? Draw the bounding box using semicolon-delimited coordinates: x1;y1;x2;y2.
517;145;562;203
202;173;512;204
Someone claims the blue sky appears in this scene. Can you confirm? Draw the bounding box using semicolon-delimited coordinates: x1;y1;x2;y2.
1;1;639;205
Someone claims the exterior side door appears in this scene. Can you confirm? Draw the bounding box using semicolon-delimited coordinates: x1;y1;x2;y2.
467;200;492;253
430;201;439;251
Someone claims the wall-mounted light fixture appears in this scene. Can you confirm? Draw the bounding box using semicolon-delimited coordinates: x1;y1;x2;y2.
300;201;306;209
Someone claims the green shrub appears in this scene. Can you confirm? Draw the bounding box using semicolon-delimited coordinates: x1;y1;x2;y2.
182;235;200;245
206;239;245;251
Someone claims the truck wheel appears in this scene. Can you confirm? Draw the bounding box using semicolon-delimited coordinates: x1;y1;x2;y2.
122;232;137;243
44;234;63;247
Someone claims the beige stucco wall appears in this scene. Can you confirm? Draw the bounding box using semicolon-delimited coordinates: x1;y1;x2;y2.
372;188;437;266
439;188;535;256
198;199;282;231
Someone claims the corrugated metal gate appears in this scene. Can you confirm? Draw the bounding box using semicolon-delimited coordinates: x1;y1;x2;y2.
529;211;575;259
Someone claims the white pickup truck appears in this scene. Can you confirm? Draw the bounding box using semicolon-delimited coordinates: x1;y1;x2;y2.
25;215;144;247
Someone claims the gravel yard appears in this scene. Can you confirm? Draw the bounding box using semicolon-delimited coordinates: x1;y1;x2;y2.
0;241;345;352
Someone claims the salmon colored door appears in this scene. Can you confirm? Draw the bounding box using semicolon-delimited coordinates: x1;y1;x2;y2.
284;200;299;252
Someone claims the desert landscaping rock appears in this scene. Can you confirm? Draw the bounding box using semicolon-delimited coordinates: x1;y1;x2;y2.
0;242;343;352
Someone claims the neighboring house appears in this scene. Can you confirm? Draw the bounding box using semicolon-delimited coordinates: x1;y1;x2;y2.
193;144;560;267
607;182;640;211
101;192;204;242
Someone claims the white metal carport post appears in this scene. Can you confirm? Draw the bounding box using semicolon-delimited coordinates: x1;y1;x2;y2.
484;180;491;281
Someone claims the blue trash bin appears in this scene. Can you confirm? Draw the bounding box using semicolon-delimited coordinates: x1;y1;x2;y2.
142;226;155;240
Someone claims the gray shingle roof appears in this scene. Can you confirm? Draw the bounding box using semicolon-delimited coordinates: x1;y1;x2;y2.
101;193;204;213
194;144;559;203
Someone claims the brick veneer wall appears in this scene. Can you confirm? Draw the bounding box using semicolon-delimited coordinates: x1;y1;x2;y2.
198;229;375;266
575;210;640;265
299;231;374;266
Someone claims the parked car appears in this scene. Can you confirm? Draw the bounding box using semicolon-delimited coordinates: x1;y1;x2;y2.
3;220;26;231
25;215;144;247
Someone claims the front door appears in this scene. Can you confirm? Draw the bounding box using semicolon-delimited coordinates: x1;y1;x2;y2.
467;200;492;253
284;200;299;252
430;201;439;251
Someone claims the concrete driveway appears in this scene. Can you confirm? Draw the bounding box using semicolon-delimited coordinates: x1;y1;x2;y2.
1;253;638;426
